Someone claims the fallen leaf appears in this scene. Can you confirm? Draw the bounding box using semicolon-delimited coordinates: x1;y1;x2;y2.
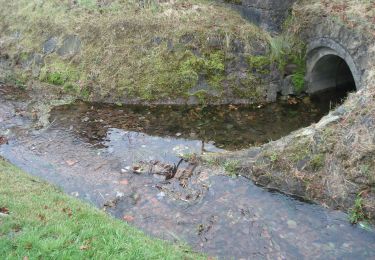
66;160;78;166
123;215;135;222
0;207;9;214
119;179;129;185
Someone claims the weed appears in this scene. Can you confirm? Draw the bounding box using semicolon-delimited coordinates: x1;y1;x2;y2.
269;152;279;163
44;72;66;85
309;154;325;171
223;160;240;177
349;196;365;224
203;155;221;166
180;153;197;162
268;34;306;93
291;71;305;93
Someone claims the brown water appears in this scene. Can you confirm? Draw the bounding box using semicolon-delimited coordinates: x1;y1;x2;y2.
0;84;374;259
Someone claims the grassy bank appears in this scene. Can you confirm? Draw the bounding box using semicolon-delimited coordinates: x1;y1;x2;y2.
0;158;201;259
0;0;270;103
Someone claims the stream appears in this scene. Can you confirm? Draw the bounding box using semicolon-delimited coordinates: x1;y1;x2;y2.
0;84;374;259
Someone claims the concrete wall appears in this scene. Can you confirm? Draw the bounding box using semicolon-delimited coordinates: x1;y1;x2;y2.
222;0;296;32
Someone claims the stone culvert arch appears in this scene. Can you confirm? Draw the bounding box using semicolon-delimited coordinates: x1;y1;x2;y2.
306;38;361;94
303;21;372;95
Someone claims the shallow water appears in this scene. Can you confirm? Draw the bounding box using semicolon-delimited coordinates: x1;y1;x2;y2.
0;85;374;259
49;98;329;152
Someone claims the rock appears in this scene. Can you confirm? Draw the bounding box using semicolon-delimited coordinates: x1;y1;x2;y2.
331;106;347;116
230;39;245;53
266;82;278;102
71;191;79;197
32;53;44;77
227;0;297;32
207;35;223;49
315;115;340;129
43;37;58;54
151;36;163;46
157;192;166;200
116;191;125;198
284;64;298;76
167;39;174;52
281;75;296;96
179;33;194;44
57;35;81;57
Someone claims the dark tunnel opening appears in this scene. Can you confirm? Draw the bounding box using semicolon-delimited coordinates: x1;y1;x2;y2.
309;54;357;109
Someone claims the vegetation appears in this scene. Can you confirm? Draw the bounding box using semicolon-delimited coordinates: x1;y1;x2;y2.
0;0;269;102
268;32;306;93
0;158;201;259
349;196;365;224
223;160;240;177
295;0;375;34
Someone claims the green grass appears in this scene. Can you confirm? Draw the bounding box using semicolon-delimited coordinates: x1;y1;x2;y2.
349;196;365;224
0;159;202;259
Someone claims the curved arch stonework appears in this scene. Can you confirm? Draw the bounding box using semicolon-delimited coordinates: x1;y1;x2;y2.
306;38;362;94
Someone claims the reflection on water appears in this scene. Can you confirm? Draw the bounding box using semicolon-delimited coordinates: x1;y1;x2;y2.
50;97;330;152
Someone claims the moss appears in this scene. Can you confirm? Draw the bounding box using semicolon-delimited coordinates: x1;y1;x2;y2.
63;83;80;94
1;0;271;103
309;154;325;171
178;52;202;90
43;72;66;85
80;86;91;100
285;140;312;163
247;55;270;74
204;51;226;90
40;58;82;90
191;90;209;105
5;72;28;89
292;71;305;93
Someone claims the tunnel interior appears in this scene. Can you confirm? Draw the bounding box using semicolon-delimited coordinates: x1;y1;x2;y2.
308;54;357;107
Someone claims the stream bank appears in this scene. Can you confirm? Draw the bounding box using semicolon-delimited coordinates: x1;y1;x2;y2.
0;83;374;258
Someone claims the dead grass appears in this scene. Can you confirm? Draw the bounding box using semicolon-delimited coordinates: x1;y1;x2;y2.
292;0;375;35
0;0;270;102
245;76;375;222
